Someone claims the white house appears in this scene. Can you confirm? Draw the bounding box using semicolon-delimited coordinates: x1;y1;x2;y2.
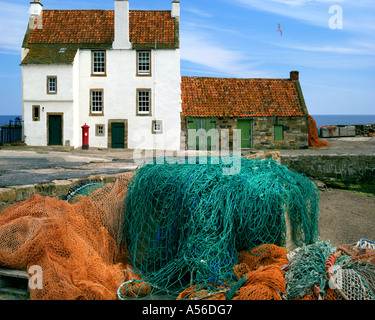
21;0;182;150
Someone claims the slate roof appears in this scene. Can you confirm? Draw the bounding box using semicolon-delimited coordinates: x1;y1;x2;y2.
181;76;307;118
22;9;178;64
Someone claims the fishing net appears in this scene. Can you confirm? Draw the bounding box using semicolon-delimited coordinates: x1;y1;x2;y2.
0;172;133;300
285;240;375;300
308;115;330;148
63;181;107;203
121;156;320;299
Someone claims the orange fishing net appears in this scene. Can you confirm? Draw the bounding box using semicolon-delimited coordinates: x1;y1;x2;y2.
0;172;133;300
308;115;330;148
238;244;289;271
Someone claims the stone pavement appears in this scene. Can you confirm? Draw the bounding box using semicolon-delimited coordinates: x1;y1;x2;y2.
0;137;374;188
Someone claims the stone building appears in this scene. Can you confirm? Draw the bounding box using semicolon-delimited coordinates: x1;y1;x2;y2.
181;71;309;150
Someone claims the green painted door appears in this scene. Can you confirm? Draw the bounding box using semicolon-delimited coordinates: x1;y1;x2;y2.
274;125;284;141
187;117;216;150
111;123;125;148
237;119;252;149
48;115;62;146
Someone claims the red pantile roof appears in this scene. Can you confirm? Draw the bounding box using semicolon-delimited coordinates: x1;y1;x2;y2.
181;76;306;118
25;10;176;47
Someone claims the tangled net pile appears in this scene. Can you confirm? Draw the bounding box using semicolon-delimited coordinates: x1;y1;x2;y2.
308;115;330;148
0;173;133;300
285;240;375;300
120;156;320;299
1;155;373;300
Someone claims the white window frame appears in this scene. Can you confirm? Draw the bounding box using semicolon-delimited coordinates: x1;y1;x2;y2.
47;76;57;94
92;51;106;76
137;89;151;116
152;120;163;134
90;89;104;115
137;51;151;76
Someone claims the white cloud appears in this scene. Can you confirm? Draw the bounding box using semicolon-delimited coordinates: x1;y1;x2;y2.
180;31;270;78
231;0;375;34
183;8;213;18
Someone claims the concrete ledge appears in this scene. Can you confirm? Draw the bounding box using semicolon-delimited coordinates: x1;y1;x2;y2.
0;188;16;202
0;173;128;213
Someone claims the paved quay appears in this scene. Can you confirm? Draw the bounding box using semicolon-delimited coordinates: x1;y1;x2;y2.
0;137;374;188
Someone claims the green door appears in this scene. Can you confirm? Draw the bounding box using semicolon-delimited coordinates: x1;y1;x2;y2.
48;115;62;146
237;120;252;149
274;125;284;141
187;117;216;150
111;123;125;148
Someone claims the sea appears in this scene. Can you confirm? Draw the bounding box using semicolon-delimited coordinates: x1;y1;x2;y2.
312;115;375;128
1;115;375;128
0;115;22;127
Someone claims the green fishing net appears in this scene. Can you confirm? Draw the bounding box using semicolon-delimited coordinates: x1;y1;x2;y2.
121;156;320;298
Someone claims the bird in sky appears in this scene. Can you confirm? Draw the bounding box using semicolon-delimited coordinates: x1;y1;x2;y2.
276;23;283;36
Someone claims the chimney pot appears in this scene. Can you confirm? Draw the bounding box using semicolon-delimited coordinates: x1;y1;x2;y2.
29;0;43;16
172;0;180;18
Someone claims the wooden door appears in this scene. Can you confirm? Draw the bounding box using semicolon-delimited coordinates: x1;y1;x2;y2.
237;119;252;149
48;114;62;146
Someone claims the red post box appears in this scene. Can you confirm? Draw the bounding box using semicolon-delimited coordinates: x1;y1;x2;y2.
81;123;90;150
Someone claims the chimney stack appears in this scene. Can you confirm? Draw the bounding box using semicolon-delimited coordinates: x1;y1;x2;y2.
29;0;43;16
28;0;43;30
171;0;180;19
113;0;132;50
290;71;299;81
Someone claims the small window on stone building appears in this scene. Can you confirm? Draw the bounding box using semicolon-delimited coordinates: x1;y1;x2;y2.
152;120;163;134
274;125;284;141
96;124;105;136
33;105;40;121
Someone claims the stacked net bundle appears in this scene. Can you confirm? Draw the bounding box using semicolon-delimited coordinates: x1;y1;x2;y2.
308;115;330;148
0;172;133;300
121;156;320;299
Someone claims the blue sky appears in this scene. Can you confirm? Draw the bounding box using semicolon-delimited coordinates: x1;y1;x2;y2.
0;0;374;115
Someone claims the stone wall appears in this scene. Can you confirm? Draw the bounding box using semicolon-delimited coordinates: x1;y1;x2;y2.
181;115;309;150
252;116;308;149
281;154;375;187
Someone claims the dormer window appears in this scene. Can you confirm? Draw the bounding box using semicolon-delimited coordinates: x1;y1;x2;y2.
92;51;106;76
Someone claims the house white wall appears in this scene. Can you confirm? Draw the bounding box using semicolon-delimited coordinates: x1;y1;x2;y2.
78;48;181;150
22;64;77;147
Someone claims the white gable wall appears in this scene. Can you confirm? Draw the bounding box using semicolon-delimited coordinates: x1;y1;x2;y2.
22;64;77;147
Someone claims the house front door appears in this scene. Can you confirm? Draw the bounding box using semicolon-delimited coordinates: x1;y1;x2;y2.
237;119;252;149
111;122;125;148
48;114;63;146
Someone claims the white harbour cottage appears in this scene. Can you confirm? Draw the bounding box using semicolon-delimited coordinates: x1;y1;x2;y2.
22;0;311;151
21;0;182;150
